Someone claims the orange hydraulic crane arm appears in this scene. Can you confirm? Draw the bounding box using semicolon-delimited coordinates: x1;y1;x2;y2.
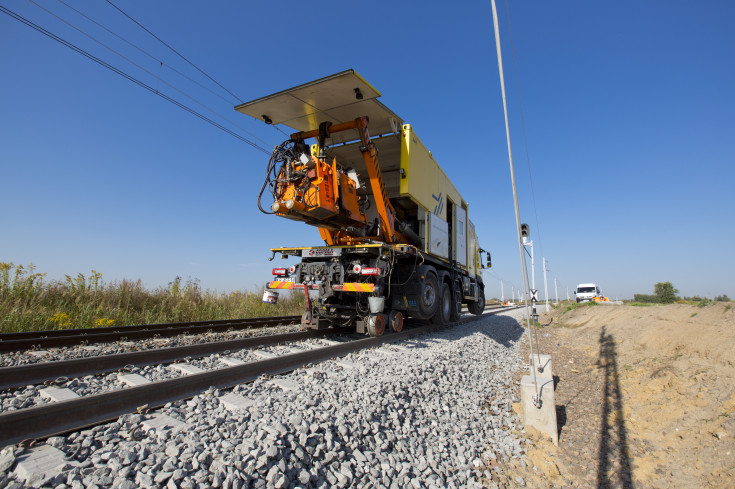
291;117;398;244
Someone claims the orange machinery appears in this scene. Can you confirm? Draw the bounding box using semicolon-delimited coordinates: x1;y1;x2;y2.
261;116;418;247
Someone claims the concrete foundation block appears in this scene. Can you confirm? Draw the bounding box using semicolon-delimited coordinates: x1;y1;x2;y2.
528;353;553;379
118;373;151;387
251;350;277;359
13;445;74;484
521;375;558;445
27;350;51;358
335;359;356;369
219;393;255;411
170;364;204;375
270;378;299;391
38;386;79;403
219;357;246;366
304;367;337;379
141;414;188;434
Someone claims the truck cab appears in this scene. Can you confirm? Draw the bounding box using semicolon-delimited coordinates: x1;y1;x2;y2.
575;283;601;303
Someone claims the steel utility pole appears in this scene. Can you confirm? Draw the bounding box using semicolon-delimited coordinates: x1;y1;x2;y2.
523;238;536;292
523;237;536;315
554;278;559;305
543;257;550;312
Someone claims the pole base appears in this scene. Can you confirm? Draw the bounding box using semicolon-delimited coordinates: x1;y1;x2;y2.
521;354;558;445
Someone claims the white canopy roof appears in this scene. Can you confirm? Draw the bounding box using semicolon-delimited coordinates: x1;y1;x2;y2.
235;70;403;144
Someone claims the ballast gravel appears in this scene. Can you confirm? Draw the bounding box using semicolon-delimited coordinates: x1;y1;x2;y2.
0;337;350;413
2;309;530;489
0;323;304;368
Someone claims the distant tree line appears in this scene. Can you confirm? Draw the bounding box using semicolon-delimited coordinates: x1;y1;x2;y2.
633;282;730;303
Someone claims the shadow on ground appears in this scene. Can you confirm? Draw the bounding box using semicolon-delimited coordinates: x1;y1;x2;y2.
475;314;525;347
597;326;634;489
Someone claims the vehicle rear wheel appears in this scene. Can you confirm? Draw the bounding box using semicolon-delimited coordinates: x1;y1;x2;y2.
468;288;485;315
389;311;404;332
450;284;462;322
417;273;440;320
431;285;452;325
367;314;386;337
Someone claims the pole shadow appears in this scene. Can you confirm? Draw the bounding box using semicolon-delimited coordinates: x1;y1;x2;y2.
597;326;634;489
556;404;567;437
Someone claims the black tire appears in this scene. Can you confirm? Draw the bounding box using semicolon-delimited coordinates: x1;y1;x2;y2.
449;283;462;322
431;285;452;325
468;287;485;315
417;273;440;319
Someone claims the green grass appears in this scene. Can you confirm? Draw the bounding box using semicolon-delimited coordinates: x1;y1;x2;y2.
628;302;655;307
0;262;304;333
563;301;600;313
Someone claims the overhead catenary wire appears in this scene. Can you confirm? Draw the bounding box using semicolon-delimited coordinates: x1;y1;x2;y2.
503;0;544;258
104;0;243;105
0;5;270;154
98;0;294;140
54;0;238;107
27;0;273;149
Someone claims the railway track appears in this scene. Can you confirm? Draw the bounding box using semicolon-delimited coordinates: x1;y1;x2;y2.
0;329;333;391
0;315;301;353
0;305;521;448
1;305;509;390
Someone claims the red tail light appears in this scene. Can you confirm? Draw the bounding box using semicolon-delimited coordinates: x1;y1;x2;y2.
272;268;287;276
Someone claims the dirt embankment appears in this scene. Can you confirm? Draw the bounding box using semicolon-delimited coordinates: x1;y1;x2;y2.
496;302;735;489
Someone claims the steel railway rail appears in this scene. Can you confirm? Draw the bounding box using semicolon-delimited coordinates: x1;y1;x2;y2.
0;304;504;353
0;329;332;391
0;305;507;390
0;306;522;447
0;315;301;353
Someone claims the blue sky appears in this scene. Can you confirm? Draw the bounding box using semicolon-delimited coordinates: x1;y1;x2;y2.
1;1;733;299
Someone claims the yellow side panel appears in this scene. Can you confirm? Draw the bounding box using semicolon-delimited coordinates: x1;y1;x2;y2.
468;220;477;277
399;125;463;222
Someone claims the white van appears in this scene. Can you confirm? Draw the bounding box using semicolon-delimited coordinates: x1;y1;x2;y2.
575;283;601;303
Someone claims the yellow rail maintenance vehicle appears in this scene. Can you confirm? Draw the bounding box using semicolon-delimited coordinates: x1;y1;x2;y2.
236;70;491;336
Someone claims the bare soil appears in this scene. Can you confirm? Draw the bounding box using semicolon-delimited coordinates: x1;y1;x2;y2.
488;302;735;489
